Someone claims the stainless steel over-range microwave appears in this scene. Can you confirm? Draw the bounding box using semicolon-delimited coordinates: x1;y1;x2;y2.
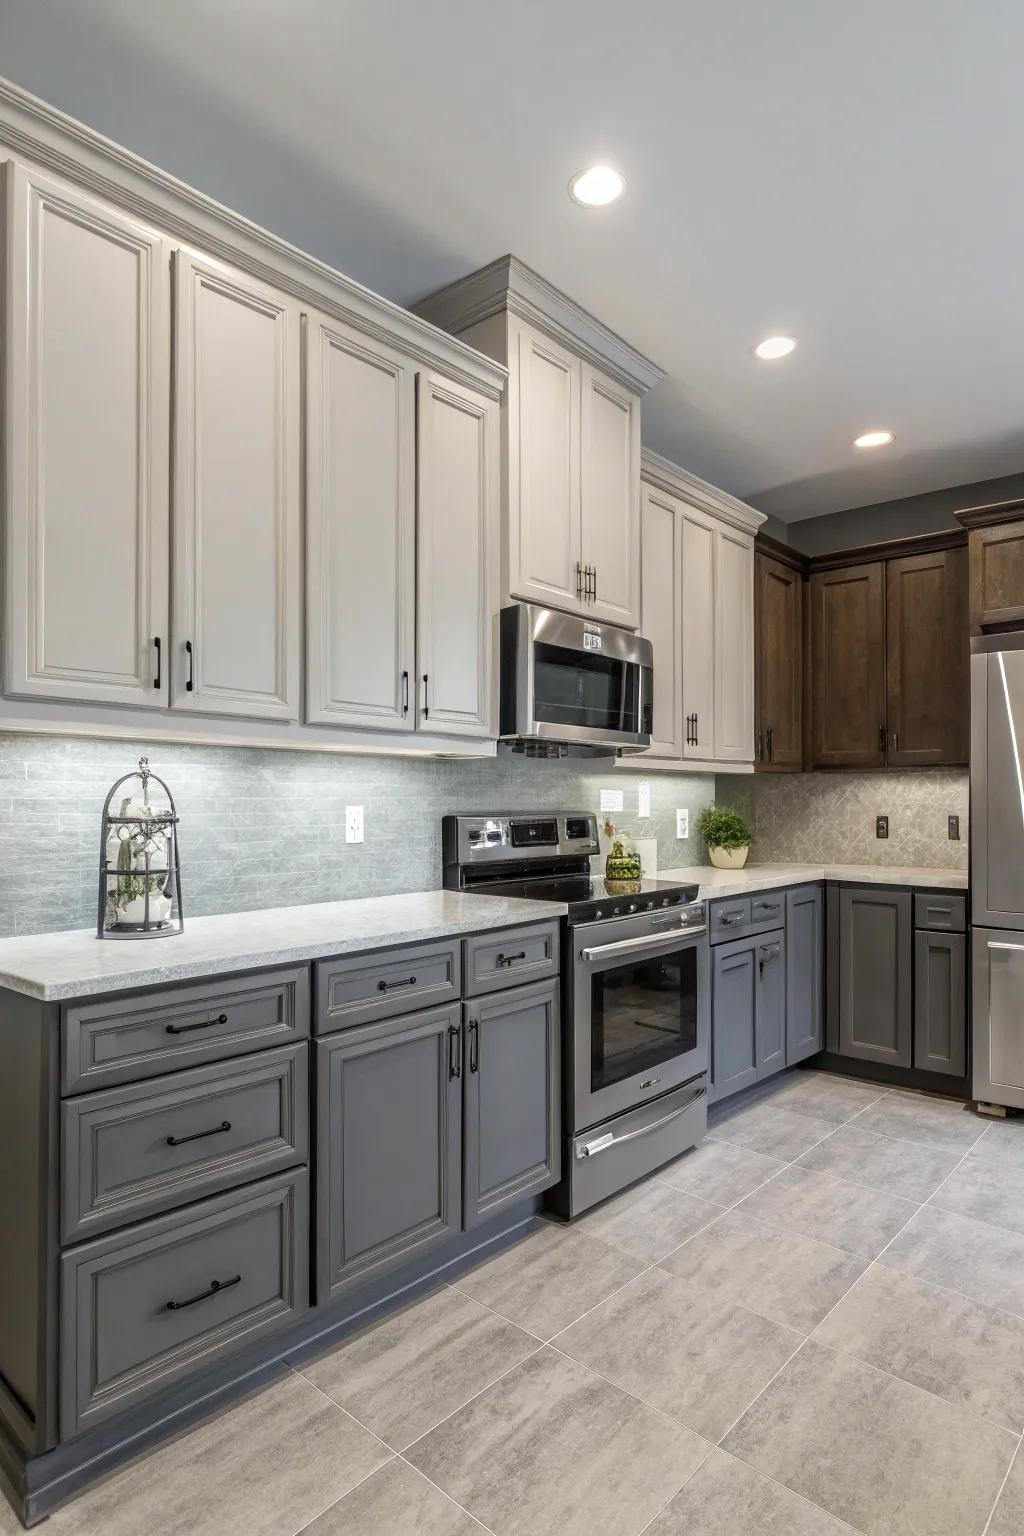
499;604;654;754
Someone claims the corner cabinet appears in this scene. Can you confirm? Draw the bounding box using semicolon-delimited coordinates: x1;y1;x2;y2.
809;563;886;769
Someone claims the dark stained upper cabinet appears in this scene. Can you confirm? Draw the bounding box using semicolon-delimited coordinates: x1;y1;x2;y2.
956;500;1024;634
886;547;969;766
809;562;886;769
755;548;803;771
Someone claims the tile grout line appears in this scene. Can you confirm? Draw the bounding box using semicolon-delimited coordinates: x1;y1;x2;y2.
982;1428;1024;1536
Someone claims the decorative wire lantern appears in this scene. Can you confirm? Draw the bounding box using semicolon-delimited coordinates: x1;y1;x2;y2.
97;757;184;939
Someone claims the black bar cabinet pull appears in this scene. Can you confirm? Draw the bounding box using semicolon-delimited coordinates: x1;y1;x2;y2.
377;975;416;993
402;670;409;717
575;561;583;598
692;712;698;747
892;730;899;753
185;640;195;692
422;673;429;719
448;1023;462;1079
766;725;773;761
756;729;763;761
468;1018;479;1074
153;637;162;690
166;1274;241;1312
167;1120;231;1148
592;566;597;601
166;1013;228;1035
878;724;886;752
497;951;527;968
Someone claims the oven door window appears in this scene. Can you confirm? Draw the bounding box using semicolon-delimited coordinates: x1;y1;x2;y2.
590;946;699;1093
533;642;640;733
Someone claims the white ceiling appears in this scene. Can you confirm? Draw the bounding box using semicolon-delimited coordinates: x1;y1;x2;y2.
2;0;1022;521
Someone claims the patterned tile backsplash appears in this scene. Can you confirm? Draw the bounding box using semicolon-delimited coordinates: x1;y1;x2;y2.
718;770;970;870
0;735;717;938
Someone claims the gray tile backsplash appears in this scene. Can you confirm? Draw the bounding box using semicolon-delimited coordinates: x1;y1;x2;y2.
0;735;716;938
718;770;969;870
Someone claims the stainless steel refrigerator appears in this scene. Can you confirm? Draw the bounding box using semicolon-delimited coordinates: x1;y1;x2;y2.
972;631;1024;1107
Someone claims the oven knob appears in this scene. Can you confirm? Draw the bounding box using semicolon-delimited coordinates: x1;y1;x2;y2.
661;896;670;907
612;904;622;915
627;902;637;913
594;908;603;919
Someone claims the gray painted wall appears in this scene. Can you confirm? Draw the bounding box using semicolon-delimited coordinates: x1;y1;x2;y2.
0;735;716;939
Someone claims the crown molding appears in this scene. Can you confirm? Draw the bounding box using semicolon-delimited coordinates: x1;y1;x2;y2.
640;447;766;536
955;497;1024;531
414;254;664;395
0;76;507;400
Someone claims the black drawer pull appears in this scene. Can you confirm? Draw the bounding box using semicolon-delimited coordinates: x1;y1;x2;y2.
448;1022;462;1079
497;951;527;967
166;1120;231;1148
377;975;417;993
166;1013;228;1035
166;1274;241;1312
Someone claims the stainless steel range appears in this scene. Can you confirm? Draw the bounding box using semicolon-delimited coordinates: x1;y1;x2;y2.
442;812;709;1216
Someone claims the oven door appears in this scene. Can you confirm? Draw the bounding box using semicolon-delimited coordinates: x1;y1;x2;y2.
571;915;709;1131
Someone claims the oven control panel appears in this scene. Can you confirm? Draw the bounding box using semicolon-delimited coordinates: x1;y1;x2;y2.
444;812;600;866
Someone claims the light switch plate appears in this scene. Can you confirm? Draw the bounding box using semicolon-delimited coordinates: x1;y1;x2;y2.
345;806;364;844
637;781;651;819
600;788;623;813
676;809;689;839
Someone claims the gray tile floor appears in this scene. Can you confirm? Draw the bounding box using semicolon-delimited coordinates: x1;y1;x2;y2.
9;1069;1024;1535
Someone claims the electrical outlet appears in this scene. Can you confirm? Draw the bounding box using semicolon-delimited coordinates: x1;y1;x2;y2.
876;815;889;839
676;809;689;839
345;806;364;844
948;814;961;841
637;781;651;819
600;788;623;813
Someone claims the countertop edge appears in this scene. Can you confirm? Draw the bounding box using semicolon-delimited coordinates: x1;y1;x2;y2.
658;863;969;900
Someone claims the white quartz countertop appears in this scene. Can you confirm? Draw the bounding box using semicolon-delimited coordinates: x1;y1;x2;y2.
0;891;568;1003
660;862;969;900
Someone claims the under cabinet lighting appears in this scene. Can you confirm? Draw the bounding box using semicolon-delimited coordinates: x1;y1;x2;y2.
853;429;895;449
568;166;626;207
754;336;796;360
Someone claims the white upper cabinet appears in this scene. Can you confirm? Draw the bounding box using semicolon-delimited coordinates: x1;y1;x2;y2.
3;162;170;707
172;250;301;720
304;313;415;731
507;318;581;611
580;362;641;627
416;372;499;737
639;485;682;758
680;504;717;761
713;525;755;761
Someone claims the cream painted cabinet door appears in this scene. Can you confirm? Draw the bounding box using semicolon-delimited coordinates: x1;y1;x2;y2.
305;313;415;731
713;526;755;761
3;161;169;707
580;363;641;628
416;373;499;737
506;318;582;613
172;250;300;719
639;485;682;758
680;505;716;759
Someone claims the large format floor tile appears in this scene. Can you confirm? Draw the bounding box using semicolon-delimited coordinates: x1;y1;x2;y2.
972;1116;1024;1172
661;1208;868;1334
988;1447;1024;1536
723;1340;1016;1536
882;1204;1024;1318
816;1263;1024;1432
554;1266;802;1440
405;1347;711;1536
656;1137;785;1206
453;1221;643;1339
297;1286;538;1451
930;1155;1024;1236
735;1164;918;1258
573;1178;724;1263
795;1122;963;1202
708;1100;835;1160
44;1371;390;1536
759;1069;887;1126
646;1448;857;1536
852;1089;986;1152
298;1457;483;1536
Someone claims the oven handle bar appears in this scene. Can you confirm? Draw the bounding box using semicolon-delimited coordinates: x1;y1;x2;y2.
576;1085;707;1159
579;923;706;962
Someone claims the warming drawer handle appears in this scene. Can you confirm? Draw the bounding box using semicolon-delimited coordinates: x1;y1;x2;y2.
579;924;706;962
576;1086;707;1159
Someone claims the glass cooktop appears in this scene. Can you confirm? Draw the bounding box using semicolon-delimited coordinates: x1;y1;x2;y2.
470;874;701;926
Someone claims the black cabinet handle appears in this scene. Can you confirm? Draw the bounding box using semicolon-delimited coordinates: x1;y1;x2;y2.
153;637;162;690
185;640;195;692
766;725;773;761
576;561;583;599
468;1018;479;1074
166;1274;241;1312
167;1120;231;1148
693;712;699;747
377;975;417;993
878;724;886;753
592;566;598;601
757;902;781;913
166;1013;228;1035
756;729;764;761
892;730;899;753
497;951;527;968
448;1022;462;1079
402;670;409;717
422;673;429;719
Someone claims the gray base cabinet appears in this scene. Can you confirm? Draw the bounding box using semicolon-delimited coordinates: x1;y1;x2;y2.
915;930;966;1077
786;884;824;1064
835;887;913;1067
710;929;786;1103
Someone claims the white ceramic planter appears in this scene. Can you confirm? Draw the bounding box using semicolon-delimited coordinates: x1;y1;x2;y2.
708;844;750;870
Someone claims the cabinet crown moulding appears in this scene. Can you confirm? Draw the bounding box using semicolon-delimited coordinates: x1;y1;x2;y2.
0;74;507;401
414;254;665;396
639;447;766;536
955;495;1024;531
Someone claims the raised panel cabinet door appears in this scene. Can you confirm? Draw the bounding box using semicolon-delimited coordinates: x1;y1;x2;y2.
172;249;300;719
713;527;755;761
914;930;966;1077
886;548;969;766
969;522;1024;633
506;318;582;612
417;372;499;737
837;887;912;1067
316;1005;462;1303
709;936;758;1103
786;885;824;1064
639;485;683;757
810;563;886;768
580;362;641;628
755;552;803;770
680;505;716;759
463;979;560;1229
3;161;169;707
973;929;1024;1108
755;932;786;1079
304;312;415;730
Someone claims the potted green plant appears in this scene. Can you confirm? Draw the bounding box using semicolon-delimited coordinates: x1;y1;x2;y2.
696;805;752;870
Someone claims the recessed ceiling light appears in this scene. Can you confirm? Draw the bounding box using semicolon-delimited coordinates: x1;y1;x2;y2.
853;429;895;449
568;165;626;207
754;335;797;360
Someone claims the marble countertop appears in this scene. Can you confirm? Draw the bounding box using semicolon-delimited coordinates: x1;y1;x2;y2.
660;862;969;900
0;891;568;1003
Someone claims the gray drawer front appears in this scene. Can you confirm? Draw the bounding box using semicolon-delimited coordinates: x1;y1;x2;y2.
316;941;460;1035
63;968;310;1094
914;893;966;933
62;1044;309;1243
709;898;751;943
463;922;560;997
60;1169;308;1440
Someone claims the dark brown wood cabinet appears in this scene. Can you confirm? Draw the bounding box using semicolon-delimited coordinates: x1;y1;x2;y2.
809;562;886;769
886;547;969;766
956;500;1024;633
754;548;803;771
